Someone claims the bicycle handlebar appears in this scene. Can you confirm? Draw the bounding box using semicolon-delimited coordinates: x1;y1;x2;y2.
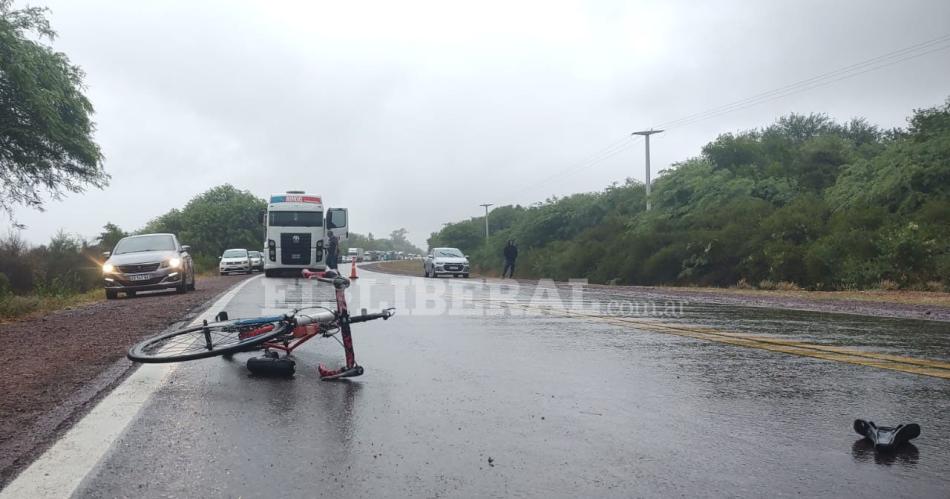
301;269;350;289
348;308;396;324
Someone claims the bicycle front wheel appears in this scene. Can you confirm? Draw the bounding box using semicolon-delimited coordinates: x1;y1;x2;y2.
128;317;291;363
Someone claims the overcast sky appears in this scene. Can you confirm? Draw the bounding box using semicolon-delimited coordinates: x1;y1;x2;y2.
10;0;950;249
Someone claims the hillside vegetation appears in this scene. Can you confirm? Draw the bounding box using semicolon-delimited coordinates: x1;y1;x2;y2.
429;100;950;291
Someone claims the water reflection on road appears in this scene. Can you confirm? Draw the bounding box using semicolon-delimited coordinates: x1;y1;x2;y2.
70;269;949;498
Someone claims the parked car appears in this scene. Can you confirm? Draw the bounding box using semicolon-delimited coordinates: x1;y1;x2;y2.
424;247;470;278
219;248;251;275
248;250;264;272
102;233;195;299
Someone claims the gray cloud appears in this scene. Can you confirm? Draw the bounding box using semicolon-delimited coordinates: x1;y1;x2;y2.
10;0;950;248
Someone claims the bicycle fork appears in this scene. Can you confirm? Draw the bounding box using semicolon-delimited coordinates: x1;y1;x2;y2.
318;282;364;380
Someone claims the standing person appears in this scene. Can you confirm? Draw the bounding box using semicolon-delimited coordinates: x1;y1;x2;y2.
326;230;339;270
502;240;518;278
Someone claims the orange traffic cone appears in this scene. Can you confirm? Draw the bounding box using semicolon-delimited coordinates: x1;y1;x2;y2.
349;258;359;279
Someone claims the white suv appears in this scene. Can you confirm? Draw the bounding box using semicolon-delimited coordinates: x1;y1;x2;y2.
219;248;251;275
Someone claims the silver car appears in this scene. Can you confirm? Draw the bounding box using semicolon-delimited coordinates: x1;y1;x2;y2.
102;233;196;299
424;247;470;278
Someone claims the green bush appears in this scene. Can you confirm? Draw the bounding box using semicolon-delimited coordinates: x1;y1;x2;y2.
192;253;220;274
0;272;11;297
429;99;950;291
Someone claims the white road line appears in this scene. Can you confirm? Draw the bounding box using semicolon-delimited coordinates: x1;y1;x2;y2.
0;275;263;499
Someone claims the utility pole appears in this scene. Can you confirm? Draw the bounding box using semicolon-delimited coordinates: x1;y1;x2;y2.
479;203;493;240
632;129;663;210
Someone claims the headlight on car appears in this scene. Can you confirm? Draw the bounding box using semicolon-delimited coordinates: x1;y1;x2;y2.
102;263;115;273
168;257;182;268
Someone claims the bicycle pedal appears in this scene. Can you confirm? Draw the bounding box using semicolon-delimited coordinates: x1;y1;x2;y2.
318;364;364;380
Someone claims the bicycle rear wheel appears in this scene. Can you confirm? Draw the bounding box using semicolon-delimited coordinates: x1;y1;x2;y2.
128;317;291;363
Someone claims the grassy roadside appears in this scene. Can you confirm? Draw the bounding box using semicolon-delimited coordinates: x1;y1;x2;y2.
0;267;260;323
369;260;950;309
0;267;227;324
370;260;423;275
0;288;104;323
0;268;231;323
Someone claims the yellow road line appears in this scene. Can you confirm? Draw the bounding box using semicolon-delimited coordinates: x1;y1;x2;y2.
497;302;950;380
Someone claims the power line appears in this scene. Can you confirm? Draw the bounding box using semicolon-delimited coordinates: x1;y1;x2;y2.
521;137;640;193
501;135;640;201
506;32;950;202
656;33;950;131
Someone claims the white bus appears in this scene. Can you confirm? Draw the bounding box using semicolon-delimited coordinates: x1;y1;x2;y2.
347;247;364;262
263;191;348;277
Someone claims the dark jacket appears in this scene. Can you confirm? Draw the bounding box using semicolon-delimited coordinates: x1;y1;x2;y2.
503;244;518;261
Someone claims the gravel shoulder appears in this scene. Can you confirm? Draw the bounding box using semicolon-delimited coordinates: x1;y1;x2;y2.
0;274;252;487
366;261;950;322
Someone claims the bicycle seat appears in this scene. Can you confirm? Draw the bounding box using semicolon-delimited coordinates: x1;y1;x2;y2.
854;419;920;451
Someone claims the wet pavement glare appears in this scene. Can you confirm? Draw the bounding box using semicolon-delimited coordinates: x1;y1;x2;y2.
73;270;949;498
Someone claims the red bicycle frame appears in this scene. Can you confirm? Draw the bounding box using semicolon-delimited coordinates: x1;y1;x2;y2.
278;270;359;378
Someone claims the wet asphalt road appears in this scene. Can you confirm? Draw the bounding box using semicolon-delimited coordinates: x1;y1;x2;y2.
73;268;949;498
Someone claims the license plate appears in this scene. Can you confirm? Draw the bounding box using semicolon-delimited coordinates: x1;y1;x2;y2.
129;273;152;281
291;254;300;259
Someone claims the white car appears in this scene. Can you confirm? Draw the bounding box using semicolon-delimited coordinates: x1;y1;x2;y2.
424;247;470;278
248;251;264;272
219;248;251;275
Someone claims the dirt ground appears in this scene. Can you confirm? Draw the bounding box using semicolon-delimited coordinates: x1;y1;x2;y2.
0;274;252;486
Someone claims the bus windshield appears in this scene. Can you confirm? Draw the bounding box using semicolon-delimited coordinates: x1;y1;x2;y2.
269;211;323;227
